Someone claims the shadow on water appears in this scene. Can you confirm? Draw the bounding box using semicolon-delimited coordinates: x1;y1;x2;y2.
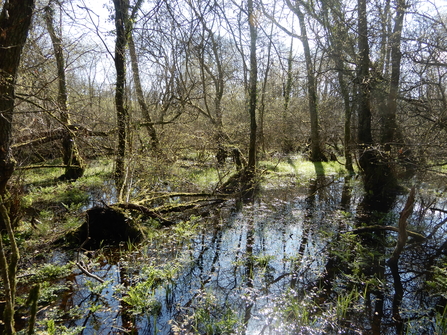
37;172;447;334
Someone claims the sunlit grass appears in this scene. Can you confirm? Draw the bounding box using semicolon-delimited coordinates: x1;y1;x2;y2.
21;158;114;207
184;166;220;190
259;154;347;179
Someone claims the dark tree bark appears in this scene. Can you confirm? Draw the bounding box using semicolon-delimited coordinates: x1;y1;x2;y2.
0;2;34;333
357;0;375;188
247;0;258;172
357;0;397;200
113;0;129;197
44;2;85;180
0;0;34;195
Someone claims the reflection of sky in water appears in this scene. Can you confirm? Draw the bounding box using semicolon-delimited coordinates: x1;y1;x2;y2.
60;177;447;334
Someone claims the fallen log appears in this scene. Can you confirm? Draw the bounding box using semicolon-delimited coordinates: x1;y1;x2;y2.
13;125;108;149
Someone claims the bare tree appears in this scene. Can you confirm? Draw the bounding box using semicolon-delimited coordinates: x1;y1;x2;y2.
247;0;258;172
44;0;85;180
113;0;129;197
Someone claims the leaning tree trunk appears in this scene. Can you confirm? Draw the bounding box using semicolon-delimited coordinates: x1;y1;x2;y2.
44;2;84;180
0;2;35;334
295;6;327;162
113;0;129;198
128;32;160;153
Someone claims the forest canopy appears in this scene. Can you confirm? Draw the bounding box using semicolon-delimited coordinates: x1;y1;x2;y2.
3;0;446;183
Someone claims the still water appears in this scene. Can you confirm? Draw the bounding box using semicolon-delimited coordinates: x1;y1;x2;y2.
50;174;447;334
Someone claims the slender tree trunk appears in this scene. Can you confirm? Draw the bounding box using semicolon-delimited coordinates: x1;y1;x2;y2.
128;32;160;153
247;0;258;172
322;0;354;173
295;6;327;162
44;2;84;180
357;0;373;159
338;71;354;174
0;2;34;333
113;0;129;197
381;0;406;151
259;21;274;156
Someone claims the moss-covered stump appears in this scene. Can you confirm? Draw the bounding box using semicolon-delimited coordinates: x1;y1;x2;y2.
72;206;144;249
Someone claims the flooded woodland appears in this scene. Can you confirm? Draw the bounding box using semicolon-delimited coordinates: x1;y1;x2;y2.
1;0;447;334
2;156;447;335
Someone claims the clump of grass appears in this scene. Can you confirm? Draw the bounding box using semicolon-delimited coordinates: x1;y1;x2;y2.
171;290;242;334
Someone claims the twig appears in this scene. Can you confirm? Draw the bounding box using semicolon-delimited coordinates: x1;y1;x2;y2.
76;262;105;283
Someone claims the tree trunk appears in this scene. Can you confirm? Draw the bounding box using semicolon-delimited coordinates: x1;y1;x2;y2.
128;31;160;153
320;0;355;173
381;0;406;151
259;21;274;156
0;0;34;196
295;6;327;162
0;2;34;333
44;2;84;180
113;0;129;197
247;0;258;172
357;0;397;199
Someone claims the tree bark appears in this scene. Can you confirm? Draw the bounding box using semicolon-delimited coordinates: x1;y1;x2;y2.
294;3;327;162
0;0;34;195
320;0;355;172
113;0;129;197
128;31;160;153
44;2;85;180
0;1;34;333
381;0;407;151
357;0;397;198
247;0;258;172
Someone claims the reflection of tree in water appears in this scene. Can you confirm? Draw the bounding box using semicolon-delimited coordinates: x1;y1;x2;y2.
57;178;447;334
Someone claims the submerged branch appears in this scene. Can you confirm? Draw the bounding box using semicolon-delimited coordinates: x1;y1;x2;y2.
391;187;416;262
76;262;105;283
352;226;423;242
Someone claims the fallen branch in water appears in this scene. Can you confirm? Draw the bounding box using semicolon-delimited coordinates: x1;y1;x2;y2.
133;192;231;206
76;261;105;283
390;187;416;262
352;225;424;242
114;198;228;226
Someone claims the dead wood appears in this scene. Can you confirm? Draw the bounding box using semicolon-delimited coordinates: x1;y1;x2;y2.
352;224;424;242
13;125;108;149
133;192;230;206
115;198;226;225
391;187;416;261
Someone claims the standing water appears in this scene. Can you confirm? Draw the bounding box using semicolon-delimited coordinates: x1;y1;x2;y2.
34;174;447;334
